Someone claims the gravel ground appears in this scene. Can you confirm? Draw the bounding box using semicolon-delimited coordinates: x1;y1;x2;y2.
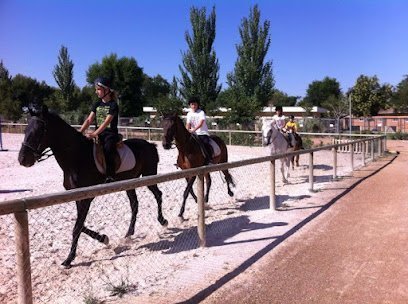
0;133;366;303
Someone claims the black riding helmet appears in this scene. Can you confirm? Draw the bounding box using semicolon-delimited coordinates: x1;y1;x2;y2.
94;77;113;91
188;96;200;105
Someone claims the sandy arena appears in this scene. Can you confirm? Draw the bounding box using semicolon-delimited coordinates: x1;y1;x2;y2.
0;133;365;303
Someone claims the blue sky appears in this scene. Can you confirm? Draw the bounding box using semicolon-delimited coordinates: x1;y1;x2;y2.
0;0;407;98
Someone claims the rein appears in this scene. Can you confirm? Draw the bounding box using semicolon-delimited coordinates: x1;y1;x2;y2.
22;116;54;162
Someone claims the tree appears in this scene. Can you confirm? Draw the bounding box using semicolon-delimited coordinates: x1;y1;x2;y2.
225;4;275;123
322;94;349;133
0;61;17;120
0;73;54;121
391;75;408;113
142;74;170;106
270;89;298;107
86;54;144;116
53;45;76;110
303;77;341;107
351;75;393;117
179;6;221;112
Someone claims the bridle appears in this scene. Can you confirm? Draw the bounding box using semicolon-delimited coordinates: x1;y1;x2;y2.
162;116;177;149
22;116;54;162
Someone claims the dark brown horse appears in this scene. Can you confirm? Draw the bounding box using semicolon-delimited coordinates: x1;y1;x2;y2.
18;103;168;268
290;132;303;169
161;114;235;220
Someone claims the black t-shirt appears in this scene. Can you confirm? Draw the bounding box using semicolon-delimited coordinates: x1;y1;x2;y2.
91;100;119;133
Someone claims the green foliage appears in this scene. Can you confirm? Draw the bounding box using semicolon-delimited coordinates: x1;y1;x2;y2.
390;75;408;113
226;5;274;122
351;75;393;117
179;6;221;112
0;72;54;121
270;89;298;107
86;54;144;117
301;119;325;133
153;95;184;116
53;45;76;108
0;61;17;120
303;76;341;107
142;74;171;106
301;136;314;149
387;132;408;140
322;94;349;119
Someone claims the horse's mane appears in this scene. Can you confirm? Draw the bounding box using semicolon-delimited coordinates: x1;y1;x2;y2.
46;111;88;144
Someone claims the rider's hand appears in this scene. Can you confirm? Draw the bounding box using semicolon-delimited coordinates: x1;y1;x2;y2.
86;133;96;139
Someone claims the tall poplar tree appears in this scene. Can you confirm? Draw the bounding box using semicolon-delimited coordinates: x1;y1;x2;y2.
53;45;76;109
179;6;221;112
226;5;274;124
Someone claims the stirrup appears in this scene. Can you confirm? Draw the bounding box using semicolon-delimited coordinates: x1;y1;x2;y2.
105;176;115;183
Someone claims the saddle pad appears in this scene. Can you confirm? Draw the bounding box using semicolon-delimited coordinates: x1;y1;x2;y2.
93;143;136;174
209;138;221;157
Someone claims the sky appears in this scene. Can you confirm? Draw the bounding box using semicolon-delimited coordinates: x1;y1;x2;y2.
0;0;407;98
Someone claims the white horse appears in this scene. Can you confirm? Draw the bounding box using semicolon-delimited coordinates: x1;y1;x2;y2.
261;118;291;183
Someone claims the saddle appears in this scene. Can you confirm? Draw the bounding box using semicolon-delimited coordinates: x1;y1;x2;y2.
193;135;221;161
93;137;136;174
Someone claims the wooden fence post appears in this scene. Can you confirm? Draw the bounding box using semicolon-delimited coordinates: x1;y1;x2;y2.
362;140;366;166
371;140;374;161
309;152;314;192
14;211;33;304
269;160;276;209
196;174;206;247
332;147;337;180
350;143;354;171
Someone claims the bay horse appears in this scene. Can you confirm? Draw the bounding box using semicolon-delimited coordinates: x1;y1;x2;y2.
161;113;235;220
18;103;168;268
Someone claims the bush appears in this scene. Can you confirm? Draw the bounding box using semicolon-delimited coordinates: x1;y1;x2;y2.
387;132;408;140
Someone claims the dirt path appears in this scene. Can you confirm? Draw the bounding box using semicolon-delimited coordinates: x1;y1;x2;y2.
201;141;408;304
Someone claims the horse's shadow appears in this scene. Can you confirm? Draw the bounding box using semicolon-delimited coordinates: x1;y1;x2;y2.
0;189;32;194
138;215;288;254
299;174;334;184
238;195;312;211
314;164;333;171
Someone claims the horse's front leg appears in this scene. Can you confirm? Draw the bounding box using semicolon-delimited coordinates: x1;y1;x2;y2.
62;198;93;268
204;173;211;203
147;185;168;227
280;158;289;184
179;176;196;220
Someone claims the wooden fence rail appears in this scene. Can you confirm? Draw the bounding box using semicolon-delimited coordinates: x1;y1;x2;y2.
0;135;385;303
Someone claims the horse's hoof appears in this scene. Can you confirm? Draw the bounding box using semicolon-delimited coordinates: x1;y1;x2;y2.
178;216;186;223
61;261;72;269
161;219;169;227
103;235;110;245
228;191;234;197
204;203;212;210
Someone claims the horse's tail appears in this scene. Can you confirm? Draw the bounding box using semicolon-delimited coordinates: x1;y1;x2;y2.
149;142;159;164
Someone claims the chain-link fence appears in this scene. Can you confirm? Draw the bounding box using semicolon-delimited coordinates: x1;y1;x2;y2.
0;135;385;303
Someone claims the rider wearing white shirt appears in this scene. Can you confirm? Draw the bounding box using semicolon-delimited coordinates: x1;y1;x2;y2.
186;97;213;164
272;105;287;130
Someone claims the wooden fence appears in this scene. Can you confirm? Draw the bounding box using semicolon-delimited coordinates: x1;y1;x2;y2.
0;134;386;304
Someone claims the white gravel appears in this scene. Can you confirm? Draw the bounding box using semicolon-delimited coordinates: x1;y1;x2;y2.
0;133;361;303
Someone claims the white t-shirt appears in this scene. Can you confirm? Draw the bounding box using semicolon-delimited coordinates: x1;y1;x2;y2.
272;114;287;129
186;109;209;135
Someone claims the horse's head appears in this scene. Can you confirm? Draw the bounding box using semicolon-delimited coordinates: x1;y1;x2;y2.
261;118;277;146
161;113;178;150
18;103;50;167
